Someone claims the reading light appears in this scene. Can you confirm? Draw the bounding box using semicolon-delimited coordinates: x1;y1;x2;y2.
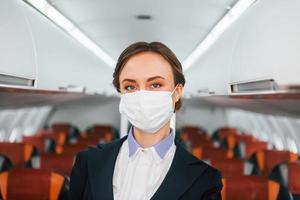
182;0;257;71
23;0;116;68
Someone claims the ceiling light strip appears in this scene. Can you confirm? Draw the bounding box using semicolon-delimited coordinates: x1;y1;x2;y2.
24;0;116;68
182;0;257;71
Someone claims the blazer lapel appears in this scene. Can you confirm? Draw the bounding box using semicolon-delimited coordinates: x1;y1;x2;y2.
150;140;209;200
87;136;127;200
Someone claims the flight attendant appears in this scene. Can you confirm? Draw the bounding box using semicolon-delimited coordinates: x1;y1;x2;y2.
69;42;223;200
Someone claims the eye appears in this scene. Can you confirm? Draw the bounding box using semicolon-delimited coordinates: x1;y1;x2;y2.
124;85;136;91
150;83;162;89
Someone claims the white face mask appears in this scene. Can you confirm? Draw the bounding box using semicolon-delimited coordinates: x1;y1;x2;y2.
119;86;178;134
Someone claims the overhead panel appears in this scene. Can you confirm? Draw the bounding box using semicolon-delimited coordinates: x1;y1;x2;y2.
46;0;238;61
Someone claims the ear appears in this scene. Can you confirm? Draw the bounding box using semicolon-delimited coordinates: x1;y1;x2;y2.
173;84;184;102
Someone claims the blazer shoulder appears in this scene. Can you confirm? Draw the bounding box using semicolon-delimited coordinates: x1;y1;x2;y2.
73;143;102;166
197;163;223;195
75;149;89;164
175;140;212;167
74;145;96;161
198;165;223;199
203;164;222;181
95;136;128;150
73;136;127;167
175;140;222;183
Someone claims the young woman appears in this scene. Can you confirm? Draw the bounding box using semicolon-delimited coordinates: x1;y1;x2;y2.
69;42;223;200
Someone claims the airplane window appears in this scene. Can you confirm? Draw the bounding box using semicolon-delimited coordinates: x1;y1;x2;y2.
273;134;284;150
0;106;52;142
287;137;298;154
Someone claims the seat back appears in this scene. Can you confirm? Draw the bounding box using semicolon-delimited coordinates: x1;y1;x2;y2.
51;123;73;133
181;126;206;134
58;143;91;156
0;169;67;200
50;123;80;142
181;132;213;148
192;147;233;160
210;159;250;177
235;134;255;143
221;134;237;149
76;137;101;146
253;150;298;176
0;154;13;172
85;124;116;140
269;161;300;196
222;134;255;150
86;124;113;134
213;127;238;141
222;176;284;200
23;136;55;153
80;131;113;144
235;141;268;159
37;130;68;146
0;143;34;167
39;154;75;176
288;162;300;195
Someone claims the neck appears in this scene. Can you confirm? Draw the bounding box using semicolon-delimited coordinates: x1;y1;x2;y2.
133;122;172;148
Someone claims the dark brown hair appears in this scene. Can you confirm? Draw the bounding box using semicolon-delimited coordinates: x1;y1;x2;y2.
112;41;185;111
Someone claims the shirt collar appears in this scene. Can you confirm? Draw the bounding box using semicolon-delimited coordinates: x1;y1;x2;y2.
127;126;175;159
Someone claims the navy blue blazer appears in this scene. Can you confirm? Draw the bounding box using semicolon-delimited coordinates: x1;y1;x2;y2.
69;136;223;200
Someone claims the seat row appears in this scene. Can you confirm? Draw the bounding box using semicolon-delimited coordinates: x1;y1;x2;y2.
179;125;300;200
0;123;118;175
0;123;299;199
0;123;119;199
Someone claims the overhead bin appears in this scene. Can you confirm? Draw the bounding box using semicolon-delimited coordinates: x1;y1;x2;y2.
0;0;114;94
0;1;36;87
184;0;300;96
227;0;300;89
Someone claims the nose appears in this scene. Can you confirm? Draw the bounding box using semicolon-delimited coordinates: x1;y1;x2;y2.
138;83;146;91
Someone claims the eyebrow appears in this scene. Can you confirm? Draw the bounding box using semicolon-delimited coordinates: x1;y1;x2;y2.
121;79;136;83
147;76;166;82
121;76;166;83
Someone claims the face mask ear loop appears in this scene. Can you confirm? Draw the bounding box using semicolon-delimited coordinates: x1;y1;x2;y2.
171;84;179;113
171;84;178;95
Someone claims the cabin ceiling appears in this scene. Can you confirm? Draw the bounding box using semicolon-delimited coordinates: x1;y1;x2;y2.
46;0;238;61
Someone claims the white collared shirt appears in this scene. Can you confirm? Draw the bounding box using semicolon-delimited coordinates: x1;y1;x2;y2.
112;128;176;200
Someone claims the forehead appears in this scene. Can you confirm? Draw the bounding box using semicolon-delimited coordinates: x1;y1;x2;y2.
119;51;174;81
